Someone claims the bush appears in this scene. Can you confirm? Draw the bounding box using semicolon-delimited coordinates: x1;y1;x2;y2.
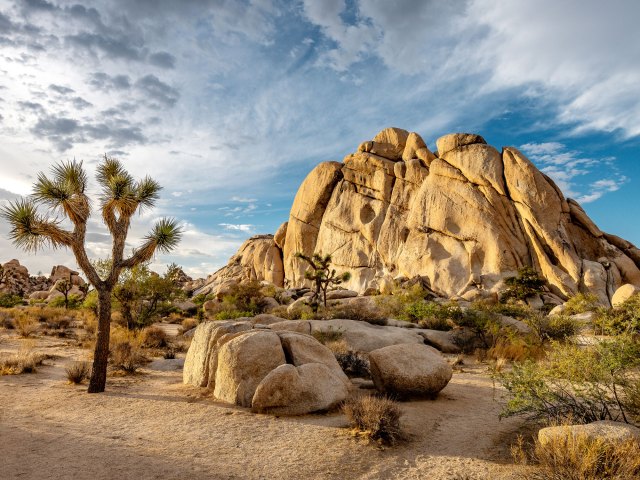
15;314;39;338
487;336;545;363
564;293;600;315
502;267;546;302
471;298;532;319
223;281;268;316
511;432;640;480
373;285;431;318
179;317;198;335
454;309;502;349
0;310;15;329
49;294;83;309
594;293;640;335
82;290;99;315
0;294;23;308
214;310;254;320
191;293;215;307
399;300;461;328
163;349;176;359
0;348;47;375
525;314;579;344
325;302;387;325
343;395;403;445
312;327;344;345
65;361;90;384
141;326;167;348
336;351;370;378
110;341;146;373
499;336;640;425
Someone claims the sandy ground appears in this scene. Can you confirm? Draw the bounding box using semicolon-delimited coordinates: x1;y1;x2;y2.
0;328;529;480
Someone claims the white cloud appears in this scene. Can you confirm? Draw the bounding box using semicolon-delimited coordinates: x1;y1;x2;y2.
519;142;627;203
231;196;257;203
219;223;254;233
300;0;640;138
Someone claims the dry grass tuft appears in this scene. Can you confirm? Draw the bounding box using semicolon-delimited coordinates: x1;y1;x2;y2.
141;325;167;348
15;314;39;338
65;361;91;384
312;327;344;345
179;317;197;335
343;395;403;445
511;432;640;480
110;341;147;374
0;346;48;375
486;337;545;363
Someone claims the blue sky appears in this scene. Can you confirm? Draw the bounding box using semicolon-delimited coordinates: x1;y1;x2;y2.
0;0;638;278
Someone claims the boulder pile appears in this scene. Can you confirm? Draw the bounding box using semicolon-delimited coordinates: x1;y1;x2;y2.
196;128;640;306
183;321;349;415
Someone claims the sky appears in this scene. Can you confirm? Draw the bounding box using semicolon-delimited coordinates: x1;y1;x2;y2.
0;0;639;279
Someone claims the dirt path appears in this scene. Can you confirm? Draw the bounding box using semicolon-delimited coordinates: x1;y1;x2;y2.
0;334;525;480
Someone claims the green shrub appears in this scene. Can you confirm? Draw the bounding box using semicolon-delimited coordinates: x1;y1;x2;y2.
499;336;640;424
191;293;215;307
214;310;254;320
564;293;600;315
525;314;579;344
454;308;502;349
373;285;432;318
396;300;461;329
0;294;23;308
594;293;640;335
223;281;268;316
325;302;387;325
82;290;99;314
502;267;546;301
343;395;403;445
49;294;83;309
471;298;532;319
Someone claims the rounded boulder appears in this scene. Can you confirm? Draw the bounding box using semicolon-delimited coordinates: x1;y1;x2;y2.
368;343;452;398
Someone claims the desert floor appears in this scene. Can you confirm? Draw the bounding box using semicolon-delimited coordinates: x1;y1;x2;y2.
0;328;531;480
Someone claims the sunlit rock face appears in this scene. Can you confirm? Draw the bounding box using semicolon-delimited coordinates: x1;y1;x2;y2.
200;128;640;305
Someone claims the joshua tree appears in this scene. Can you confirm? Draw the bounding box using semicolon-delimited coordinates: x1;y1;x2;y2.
54;272;73;309
295;252;351;312
0;157;182;392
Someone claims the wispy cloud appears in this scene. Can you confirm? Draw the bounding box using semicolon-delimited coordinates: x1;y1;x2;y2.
219;223;254;233
519;142;627;203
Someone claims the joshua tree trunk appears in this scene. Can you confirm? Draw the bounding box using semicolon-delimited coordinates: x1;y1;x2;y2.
88;288;112;393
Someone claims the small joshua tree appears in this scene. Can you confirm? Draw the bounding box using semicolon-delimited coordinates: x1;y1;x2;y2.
1;157;182;393
295;252;351;312
54;272;73;309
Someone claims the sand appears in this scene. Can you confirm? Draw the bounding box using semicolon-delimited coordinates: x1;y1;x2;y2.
0;330;528;480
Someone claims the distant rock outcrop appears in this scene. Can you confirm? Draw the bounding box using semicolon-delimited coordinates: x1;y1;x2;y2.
194;235;284;297
198;128;640;304
0;259;31;296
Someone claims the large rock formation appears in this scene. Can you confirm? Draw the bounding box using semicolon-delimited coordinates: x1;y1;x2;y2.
194;235;284;297
199;128;640;304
